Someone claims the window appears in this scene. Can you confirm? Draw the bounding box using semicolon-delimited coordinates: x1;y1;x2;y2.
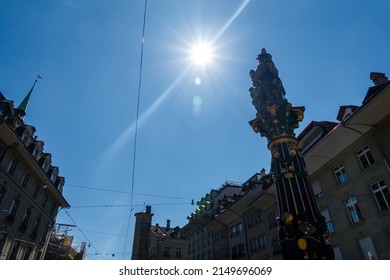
20;173;30;188
247;214;255;227
334;163;349;185
6;157;18;175
311;180;324;200
370;180;390;212
344;195;363;224
248;209;263;227
42;160;49;172
32;146;39;159
32;217;41;235
358;236;378;260
250;238;258;252
231;222;244;237
41;194;48;208
32;185;40;199
176;248;182;258
237;223;244;235
254;209;263;224
333;246;343;260
163;247;170;257
230;225;237;237
50;172;56;183
20;209;31;229
21;132;29;144
357;145;375;170
268;213;277;229
258;233;267;249
7;198;20;220
0;102;8;117
321;209;335;233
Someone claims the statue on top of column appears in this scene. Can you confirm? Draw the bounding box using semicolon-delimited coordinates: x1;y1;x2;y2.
249;48;286;113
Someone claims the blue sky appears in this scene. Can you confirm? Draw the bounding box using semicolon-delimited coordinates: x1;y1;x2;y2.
1;0;390;259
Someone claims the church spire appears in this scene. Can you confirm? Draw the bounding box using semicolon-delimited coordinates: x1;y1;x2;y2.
17;75;42;119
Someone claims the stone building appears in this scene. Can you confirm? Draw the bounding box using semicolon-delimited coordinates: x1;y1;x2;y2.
0;89;69;260
298;72;390;259
44;223;86;260
131;205;187;260
182;176;282;260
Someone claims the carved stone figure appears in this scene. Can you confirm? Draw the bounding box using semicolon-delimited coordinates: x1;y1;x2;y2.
249;49;286;111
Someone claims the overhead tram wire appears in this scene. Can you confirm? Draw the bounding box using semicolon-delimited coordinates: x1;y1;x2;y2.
65;183;189;200
70;202;191;208
64;209;105;260
123;0;148;258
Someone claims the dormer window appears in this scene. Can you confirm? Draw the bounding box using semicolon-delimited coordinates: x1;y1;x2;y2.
42;160;49;172
21;132;29;144
50;168;58;183
0;102;9;117
50;172;56;183
32;145;40;159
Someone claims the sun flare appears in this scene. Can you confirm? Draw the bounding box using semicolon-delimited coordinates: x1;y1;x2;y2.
190;42;214;66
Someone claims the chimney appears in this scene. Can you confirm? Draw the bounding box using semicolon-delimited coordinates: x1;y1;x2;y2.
145;205;151;214
166;219;171;230
370;72;388;86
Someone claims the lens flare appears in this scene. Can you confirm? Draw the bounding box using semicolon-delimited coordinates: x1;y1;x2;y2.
194;77;202;85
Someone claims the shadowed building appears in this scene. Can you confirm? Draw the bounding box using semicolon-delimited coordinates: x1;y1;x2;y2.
297;72;390;259
0;84;69;260
131;205;187;260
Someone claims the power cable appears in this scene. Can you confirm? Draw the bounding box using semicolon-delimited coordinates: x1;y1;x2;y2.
123;0;148;257
64;209;105;260
65;183;188;200
70;202;191;208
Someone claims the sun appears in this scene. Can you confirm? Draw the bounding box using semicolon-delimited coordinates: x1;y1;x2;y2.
190;42;214;66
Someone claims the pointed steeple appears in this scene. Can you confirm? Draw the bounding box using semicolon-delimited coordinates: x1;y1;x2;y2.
17;75;42;119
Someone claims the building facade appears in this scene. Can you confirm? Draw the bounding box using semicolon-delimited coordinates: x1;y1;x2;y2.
0;91;69;260
182;177;282;260
298;72;390;259
131;205;187;260
44;224;86;260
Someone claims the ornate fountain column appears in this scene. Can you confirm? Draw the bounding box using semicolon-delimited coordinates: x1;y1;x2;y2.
248;49;334;259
